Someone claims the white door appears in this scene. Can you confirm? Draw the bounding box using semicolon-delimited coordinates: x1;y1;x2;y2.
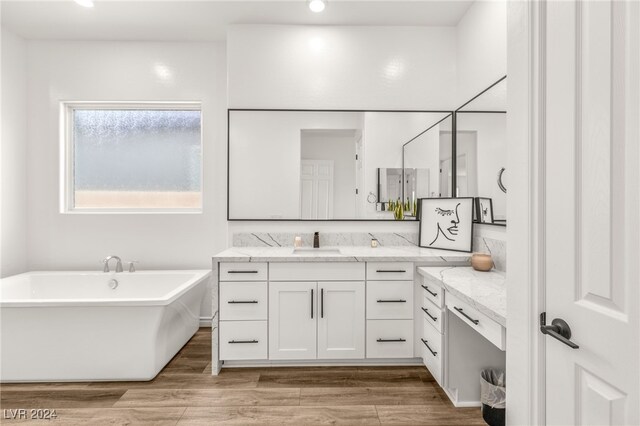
317;281;365;359
300;160;334;219
544;1;639;424
269;282;317;360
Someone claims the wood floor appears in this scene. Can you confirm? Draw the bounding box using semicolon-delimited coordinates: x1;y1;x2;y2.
0;328;485;425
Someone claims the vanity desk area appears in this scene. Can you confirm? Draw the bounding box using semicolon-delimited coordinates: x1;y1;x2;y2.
417;266;506;407
211;246;507;408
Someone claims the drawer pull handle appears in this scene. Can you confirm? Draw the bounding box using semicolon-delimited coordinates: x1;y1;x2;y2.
377;299;407;303
421;338;438;356
228;300;258;304
227;270;259;274
377;338;406;343
375;270;407;273
311;289;314;319
321;288;324;318
228;340;259;344
421;307;438;322
421;285;438;297
454;306;479;325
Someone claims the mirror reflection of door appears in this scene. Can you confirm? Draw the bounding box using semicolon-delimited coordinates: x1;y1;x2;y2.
300;129;359;219
300;160;334;219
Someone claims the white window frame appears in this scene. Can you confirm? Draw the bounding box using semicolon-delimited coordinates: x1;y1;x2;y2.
60;101;203;214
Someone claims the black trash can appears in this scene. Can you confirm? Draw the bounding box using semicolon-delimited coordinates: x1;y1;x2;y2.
480;369;506;426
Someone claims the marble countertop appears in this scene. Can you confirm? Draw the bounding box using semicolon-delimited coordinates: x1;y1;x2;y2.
213;246;471;264
417;266;506;327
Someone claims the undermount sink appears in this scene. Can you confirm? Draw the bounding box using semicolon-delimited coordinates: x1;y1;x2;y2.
292;248;342;255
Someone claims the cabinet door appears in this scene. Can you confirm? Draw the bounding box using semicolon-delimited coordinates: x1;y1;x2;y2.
269;281;317;360
317;281;365;359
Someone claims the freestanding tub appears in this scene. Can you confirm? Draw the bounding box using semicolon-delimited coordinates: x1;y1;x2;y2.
0;270;210;382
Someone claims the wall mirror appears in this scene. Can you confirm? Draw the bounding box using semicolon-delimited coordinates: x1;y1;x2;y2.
228;109;452;220
455;76;507;226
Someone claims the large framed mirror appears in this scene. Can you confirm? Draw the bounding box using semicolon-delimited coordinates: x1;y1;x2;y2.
455;76;507;226
228;109;453;220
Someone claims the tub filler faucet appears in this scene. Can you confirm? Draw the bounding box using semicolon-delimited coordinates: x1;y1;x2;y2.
103;255;123;273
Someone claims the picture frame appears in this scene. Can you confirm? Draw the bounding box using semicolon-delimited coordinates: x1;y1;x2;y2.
475;197;494;224
418;197;474;252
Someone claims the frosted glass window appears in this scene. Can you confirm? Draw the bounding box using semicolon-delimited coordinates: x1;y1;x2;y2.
66;105;202;212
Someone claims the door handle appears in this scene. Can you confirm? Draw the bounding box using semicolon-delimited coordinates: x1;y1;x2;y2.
228;340;259;344
227;270;259;274
377;299;407;303
421;338;437;356
377;338;406;343
453;306;479;325
375;270;407;273
421;307;438;322
321;288;324;318
228;300;258;304
539;312;579;349
311;289;314;319
421;285;438;297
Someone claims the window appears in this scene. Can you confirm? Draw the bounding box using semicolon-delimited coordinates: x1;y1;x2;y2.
62;102;202;213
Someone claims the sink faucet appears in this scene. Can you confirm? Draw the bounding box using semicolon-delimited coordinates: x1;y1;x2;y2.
313;232;320;248
103;255;123;273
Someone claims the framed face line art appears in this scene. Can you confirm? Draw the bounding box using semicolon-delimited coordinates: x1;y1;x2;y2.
418;197;474;252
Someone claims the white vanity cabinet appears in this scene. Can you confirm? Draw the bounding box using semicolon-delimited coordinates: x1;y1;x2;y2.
268;280;366;360
419;273;445;386
366;262;414;359
218;263;269;361
268;281;318;359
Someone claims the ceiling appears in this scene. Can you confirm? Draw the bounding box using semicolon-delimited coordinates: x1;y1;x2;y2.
1;0;474;42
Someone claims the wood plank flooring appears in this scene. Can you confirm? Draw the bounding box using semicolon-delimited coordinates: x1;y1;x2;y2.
0;328;485;425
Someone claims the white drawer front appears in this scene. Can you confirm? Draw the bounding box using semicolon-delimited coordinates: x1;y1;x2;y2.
219;320;267;360
421;297;444;334
219;263;268;281
446;293;506;351
366;320;414;358
421;317;443;386
220;282;267;321
366;262;414;281
269;262;365;281
366;281;414;319
421;275;444;308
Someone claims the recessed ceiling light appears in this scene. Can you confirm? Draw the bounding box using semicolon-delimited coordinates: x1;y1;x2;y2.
74;0;94;8
308;0;326;13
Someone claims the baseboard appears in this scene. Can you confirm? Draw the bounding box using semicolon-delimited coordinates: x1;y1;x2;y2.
444;387;482;407
221;358;424;369
199;316;213;327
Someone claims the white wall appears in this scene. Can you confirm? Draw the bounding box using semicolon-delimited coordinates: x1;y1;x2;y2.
25;41;227;318
0;29;28;277
228;25;457;110
456;0;507;106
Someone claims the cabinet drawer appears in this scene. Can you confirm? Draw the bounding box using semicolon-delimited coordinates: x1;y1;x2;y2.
421;317;443;386
219;321;267;360
421;297;444;334
446;293;506;351
420;275;444;308
219;263;268;281
366;281;413;319
220;282;267;321
366;262;414;281
366;320;414;358
269;263;365;281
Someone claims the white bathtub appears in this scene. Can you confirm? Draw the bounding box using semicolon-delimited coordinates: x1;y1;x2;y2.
0;270;210;382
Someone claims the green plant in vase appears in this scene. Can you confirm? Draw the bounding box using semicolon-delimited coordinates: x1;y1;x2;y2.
412;199;418;217
394;199;404;220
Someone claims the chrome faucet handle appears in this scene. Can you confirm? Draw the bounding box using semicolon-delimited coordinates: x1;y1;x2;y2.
128;261;139;273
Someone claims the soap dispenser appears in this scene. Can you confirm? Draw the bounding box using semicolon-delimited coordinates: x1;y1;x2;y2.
313;232;320;248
